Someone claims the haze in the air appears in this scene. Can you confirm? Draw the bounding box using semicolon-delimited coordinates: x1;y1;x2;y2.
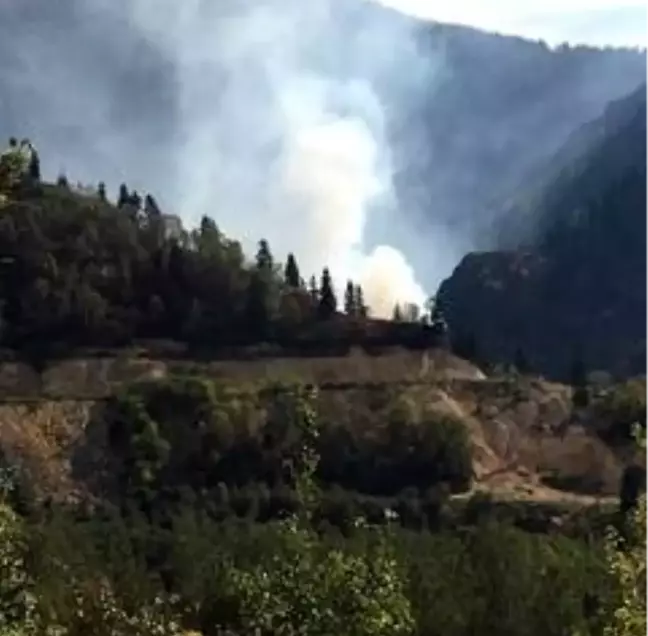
377;0;647;48
87;0;435;317
0;0;644;317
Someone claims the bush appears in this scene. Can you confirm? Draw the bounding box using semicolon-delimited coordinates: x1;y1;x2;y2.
594;379;646;444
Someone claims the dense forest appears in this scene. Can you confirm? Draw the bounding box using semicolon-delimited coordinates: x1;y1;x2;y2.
0;141;447;361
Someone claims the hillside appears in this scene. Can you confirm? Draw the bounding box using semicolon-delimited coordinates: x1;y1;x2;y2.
0;147;641;508
437;86;647;380
0;176;443;356
0;161;645;636
0;352;635;510
0;1;645;288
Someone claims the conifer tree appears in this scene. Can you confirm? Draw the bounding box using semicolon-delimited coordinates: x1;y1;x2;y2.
27;147;40;181
284;253;301;288
354;284;367;318
392;303;404;322
117;183;129;208
129;190;142;211
344;280;356;316
245;239;277;339
256;239;274;272
318;267;337;319
97;182;107;202
308;275;319;305
144;194;161;217
245;270;271;339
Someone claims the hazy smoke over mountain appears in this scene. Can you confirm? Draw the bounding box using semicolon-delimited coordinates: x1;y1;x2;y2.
121;0;429;315
0;0;643;317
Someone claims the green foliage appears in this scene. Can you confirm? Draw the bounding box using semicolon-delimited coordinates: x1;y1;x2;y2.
0;174;440;355
221;518;414;636
0;502;37;635
102;378;473;523
594;379;646;444
213;384;414;635
0;148;27;193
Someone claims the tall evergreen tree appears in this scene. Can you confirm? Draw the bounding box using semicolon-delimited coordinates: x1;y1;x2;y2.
256;239;274;272
117;183;129;208
318;267;337;319
245;270;271;340
129;190;142;211
392;303;404;322
27;147;40;181
308;275;319;306
97;182;107;202
344;280;356;316
284;253;301;288
354;285;367;318
144;194;161;217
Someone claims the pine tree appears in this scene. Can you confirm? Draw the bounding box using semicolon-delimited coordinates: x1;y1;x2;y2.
144;194;161;217
354;285;367;318
129;190;142;211
344;280;356;316
308;275;319;305
284;253;301;288
392;303;404;322
256;239;274;272
318;267;337;320
27;147;40;181
245;270;271;339
117;183;129;208
97;182;107;202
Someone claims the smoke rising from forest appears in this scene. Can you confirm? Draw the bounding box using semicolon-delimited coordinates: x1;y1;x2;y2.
1;0;643;318
124;0;429;316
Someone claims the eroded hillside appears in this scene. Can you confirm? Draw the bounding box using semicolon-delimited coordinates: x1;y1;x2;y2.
0;350;634;508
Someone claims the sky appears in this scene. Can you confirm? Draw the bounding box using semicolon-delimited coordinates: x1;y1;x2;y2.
377;0;647;48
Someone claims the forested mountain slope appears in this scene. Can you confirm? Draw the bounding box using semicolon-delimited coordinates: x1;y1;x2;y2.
438;86;647;380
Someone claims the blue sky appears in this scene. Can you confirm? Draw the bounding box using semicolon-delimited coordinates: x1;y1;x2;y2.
377;0;647;47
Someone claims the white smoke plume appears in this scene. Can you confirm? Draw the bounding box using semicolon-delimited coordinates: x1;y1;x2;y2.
121;0;429;316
